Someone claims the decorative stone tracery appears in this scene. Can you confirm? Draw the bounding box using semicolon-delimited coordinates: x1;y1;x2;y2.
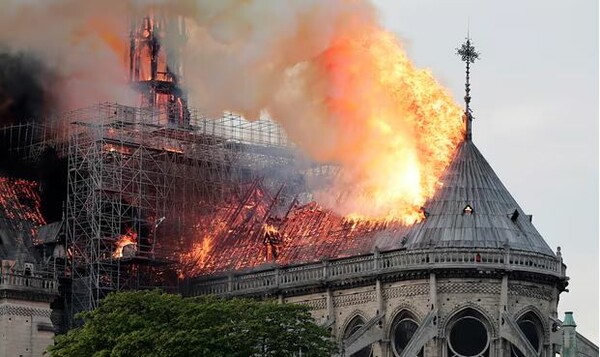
334;290;376;308
0;304;52;318
294;298;327;310
509;283;553;301
438;282;501;295
383;283;429;299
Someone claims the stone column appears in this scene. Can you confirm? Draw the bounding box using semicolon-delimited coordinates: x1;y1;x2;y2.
326;288;334;321
497;275;508;356
429;273;437;310
375;279;388;356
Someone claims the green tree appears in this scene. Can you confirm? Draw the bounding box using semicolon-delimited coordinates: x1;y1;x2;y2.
50;291;337;357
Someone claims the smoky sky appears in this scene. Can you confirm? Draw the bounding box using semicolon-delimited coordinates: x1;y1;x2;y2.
0;49;56;125
0;49;56;176
0;48;64;222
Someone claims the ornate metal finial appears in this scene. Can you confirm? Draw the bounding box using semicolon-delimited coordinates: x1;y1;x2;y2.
456;35;480;140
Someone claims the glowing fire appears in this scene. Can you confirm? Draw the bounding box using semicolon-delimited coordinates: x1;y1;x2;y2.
262;223;279;237
183;236;214;269
113;229;138;258
306;28;465;224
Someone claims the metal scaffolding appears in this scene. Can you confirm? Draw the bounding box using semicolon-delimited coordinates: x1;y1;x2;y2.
0;101;335;323
62;103;299;319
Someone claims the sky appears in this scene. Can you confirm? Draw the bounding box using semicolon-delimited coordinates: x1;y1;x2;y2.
370;0;598;343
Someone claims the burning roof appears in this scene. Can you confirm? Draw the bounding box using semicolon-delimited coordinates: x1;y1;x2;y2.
181;183;395;276
182;139;555;277
0;176;46;258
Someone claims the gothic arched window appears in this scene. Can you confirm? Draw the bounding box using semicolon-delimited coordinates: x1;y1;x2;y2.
343;315;373;357
446;309;490;357
511;311;543;356
390;310;423;357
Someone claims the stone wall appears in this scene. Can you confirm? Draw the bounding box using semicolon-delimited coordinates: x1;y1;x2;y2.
188;247;580;356
0;299;54;357
286;275;561;357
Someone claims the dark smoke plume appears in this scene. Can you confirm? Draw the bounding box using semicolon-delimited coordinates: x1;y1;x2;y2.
0;50;55;125
0;49;65;222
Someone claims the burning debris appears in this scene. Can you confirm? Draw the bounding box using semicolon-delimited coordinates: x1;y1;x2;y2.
113;228;138;259
0;177;46;245
177;179;408;276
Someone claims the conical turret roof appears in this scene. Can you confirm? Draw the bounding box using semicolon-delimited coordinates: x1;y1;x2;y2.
378;139;555;256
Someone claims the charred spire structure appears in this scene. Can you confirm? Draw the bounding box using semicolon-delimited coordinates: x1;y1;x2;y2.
456;36;480;141
129;13;189;126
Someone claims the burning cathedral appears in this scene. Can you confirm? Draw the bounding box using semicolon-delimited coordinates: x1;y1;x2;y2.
0;4;596;357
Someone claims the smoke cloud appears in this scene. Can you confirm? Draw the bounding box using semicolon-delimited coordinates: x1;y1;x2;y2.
0;0;137;112
0;50;55;178
0;0;464;222
0;50;55;124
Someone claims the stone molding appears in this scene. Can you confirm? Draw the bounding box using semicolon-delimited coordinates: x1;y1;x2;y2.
0;304;52;318
339;310;371;343
0;273;58;293
190;247;565;297
437;281;501;295
509;283;553;301
294;298;327;310
383;283;429;299
385;303;424;337
512;305;551;343
333;290;376;308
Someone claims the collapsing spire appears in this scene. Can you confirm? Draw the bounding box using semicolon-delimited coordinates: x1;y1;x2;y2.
456;37;480;140
129;13;190;127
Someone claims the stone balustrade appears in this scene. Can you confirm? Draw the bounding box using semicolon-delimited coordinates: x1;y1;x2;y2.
0;273;59;294
189;247;566;297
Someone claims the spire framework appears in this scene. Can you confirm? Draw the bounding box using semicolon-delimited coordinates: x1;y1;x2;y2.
456;37;480;140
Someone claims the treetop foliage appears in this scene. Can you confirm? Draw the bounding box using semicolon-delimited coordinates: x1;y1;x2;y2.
49;291;337;357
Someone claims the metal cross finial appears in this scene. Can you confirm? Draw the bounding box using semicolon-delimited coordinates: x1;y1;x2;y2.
456;36;480;141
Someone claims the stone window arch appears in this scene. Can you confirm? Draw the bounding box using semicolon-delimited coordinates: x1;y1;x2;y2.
511;311;544;356
445;308;492;357
343;315;373;357
389;309;423;357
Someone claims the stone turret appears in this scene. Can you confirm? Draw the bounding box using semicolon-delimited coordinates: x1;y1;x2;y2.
562;312;578;357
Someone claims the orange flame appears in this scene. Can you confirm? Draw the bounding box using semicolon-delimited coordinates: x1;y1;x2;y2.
113;229;138;258
184;236;214;269
308;28;464;224
262;223;279;236
180;219;225;271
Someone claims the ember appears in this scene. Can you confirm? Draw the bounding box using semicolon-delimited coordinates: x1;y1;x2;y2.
0;177;46;244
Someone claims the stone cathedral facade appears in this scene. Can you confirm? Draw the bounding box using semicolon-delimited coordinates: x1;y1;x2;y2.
190;38;597;357
190;137;598;356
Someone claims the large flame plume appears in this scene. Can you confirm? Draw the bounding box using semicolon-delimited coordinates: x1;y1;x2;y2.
0;0;464;223
297;30;465;222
